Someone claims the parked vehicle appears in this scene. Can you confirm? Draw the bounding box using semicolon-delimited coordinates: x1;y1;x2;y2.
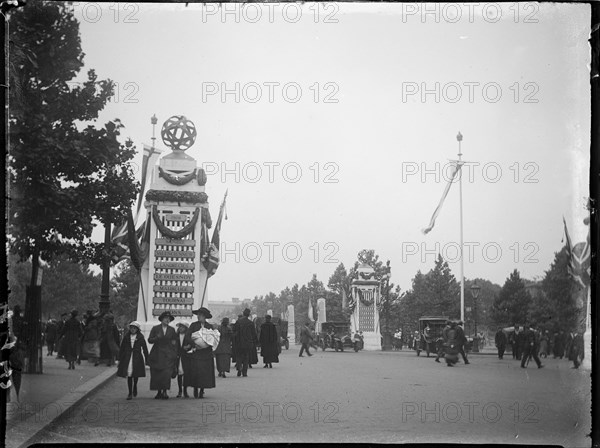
317;322;361;352
416;316;449;357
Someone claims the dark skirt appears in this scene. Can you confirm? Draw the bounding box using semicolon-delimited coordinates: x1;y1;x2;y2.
215;353;231;373
64;341;79;362
183;347;216;389
150;368;172;390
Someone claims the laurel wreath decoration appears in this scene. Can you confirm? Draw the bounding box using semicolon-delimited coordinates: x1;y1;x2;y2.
197;169;207;186
145;189;208;204
359;271;376;280
158;167;197;186
357;289;375;307
152;205;200;239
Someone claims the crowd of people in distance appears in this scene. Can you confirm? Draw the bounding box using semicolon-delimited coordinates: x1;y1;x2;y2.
494;324;585;369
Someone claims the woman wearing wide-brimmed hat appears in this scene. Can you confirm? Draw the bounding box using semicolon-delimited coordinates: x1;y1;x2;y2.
182;307;216;398
117;321;149;400
214;317;233;378
147;311;178;399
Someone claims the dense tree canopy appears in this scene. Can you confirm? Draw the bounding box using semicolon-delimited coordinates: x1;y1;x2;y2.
8;1;139;285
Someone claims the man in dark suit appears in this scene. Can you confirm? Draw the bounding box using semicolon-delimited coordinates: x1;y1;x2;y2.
521;322;543;369
234;308;257;377
456;321;469;365
495;327;507;359
299;323;314;357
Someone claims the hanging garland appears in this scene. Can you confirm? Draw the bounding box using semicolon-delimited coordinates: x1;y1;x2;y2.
145;189;208;204
357;288;375;307
158;167;197;186
152;205;200;239
197;168;207;186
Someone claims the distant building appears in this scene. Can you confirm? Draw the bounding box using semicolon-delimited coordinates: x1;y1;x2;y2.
524;281;544;300
209;297;252;321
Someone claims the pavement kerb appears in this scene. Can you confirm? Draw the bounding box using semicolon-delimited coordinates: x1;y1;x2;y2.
11;366;118;448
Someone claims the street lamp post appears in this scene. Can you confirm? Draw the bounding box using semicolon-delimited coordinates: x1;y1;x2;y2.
470;281;481;352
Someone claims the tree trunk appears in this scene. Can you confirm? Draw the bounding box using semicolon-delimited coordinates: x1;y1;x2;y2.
25;248;43;374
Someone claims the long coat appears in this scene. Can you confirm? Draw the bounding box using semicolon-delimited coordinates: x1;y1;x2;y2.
182;321;215;389
259;322;280;363
234;317;258;354
117;332;149;378
45;322;57;344
300;326;313;345
214;325;233;373
495;330;507;349
60;317;83;362
147;324;178;390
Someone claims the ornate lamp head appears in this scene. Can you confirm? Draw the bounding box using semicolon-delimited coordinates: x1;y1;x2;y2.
161;115;197;152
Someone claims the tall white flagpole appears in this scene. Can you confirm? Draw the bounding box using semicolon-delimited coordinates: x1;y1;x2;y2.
457;132;465;323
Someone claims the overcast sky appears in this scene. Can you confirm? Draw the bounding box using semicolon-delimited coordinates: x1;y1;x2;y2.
72;2;590;302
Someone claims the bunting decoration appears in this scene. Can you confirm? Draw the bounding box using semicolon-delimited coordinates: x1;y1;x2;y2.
158;167;197;186
563;216;591;288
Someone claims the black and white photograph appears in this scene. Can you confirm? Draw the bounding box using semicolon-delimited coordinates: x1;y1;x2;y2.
1;1;595;446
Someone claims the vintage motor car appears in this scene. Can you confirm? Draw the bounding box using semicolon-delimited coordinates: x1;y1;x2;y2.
317;322;361;352
416;316;449;357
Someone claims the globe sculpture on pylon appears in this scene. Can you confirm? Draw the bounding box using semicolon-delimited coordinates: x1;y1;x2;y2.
161;115;197;151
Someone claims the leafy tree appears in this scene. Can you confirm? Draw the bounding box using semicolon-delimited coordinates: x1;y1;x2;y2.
534;245;582;332
464;278;501;334
491;269;530;327
326;263;352;322
8;1;139;289
110;260;140;328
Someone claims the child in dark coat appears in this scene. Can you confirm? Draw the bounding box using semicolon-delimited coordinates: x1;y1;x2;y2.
117;321;149;400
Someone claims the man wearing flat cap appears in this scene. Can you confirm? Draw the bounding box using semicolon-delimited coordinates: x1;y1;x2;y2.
233;308;258;377
148;311;178;399
182;307;216;398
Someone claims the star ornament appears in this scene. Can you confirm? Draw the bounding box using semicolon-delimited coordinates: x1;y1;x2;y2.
161;115;197;152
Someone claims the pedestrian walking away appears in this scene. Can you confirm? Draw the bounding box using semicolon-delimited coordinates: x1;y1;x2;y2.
299;322;314;357
183;307;218;398
260;315;280;368
214;317;233;378
148;311;178;399
233;308;258;377
117;321;149;400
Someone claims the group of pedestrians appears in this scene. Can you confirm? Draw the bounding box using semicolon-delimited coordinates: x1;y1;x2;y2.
113;307;282;401
42;309;121;369
494;323;584;369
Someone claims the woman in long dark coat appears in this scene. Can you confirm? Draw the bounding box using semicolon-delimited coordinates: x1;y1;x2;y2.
60;310;83;370
259;315;279;368
214;317;233;377
147;311;178;399
182;307;216;398
117;321;149;400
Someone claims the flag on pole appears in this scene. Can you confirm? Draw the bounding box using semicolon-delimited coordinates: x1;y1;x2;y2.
135;144;163;222
563;216;590;287
422;162;463;235
308;299;314;322
111;143;162;263
204;190;228;278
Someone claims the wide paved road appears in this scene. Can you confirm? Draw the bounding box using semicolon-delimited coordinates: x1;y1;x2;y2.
29;348;591;446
